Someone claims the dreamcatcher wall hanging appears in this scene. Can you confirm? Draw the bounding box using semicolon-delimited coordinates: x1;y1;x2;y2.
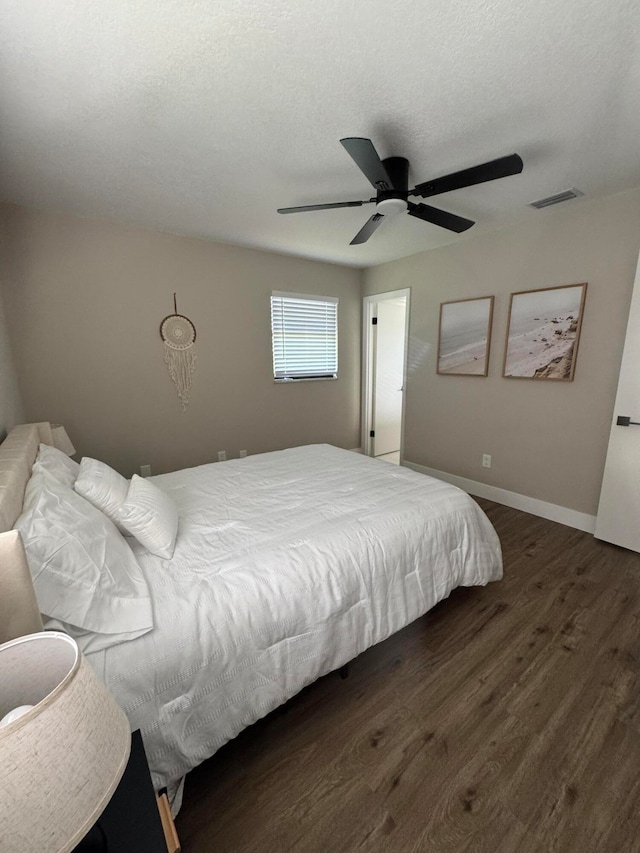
160;294;197;411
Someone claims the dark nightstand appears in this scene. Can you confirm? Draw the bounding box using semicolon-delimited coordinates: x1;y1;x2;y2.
74;729;180;852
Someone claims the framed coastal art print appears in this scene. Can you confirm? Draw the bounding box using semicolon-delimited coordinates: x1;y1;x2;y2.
437;296;494;376
502;283;587;381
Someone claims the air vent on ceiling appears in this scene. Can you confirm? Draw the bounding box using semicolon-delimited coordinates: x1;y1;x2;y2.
529;188;584;209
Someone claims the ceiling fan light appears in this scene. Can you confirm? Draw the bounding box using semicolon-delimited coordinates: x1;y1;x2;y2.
375;198;407;217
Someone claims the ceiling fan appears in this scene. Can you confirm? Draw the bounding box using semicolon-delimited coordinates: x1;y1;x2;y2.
277;138;523;245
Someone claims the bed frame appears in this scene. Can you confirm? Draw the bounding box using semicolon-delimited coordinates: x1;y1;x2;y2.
0;424;353;676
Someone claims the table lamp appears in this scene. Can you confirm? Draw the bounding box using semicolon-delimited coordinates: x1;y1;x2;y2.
0;631;131;853
50;424;76;457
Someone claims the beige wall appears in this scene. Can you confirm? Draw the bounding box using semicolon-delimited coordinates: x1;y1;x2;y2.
0;215;24;437
1;205;362;475
364;189;640;516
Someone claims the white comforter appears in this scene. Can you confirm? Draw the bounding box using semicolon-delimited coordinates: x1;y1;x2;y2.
87;445;502;792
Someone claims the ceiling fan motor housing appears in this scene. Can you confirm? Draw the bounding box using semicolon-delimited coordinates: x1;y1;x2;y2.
375;156;409;215
380;156;409;192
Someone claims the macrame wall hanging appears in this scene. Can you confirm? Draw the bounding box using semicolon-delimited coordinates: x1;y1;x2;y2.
160;294;197;411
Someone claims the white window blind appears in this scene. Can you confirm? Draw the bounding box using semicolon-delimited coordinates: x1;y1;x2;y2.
271;292;338;381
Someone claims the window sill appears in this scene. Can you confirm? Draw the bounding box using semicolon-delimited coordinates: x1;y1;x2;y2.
274;376;338;383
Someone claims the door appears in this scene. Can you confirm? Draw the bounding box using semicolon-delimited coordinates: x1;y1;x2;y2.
595;251;640;551
362;290;410;459
373;298;407;456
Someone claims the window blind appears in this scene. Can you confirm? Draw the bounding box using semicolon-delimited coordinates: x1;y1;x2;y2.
271;292;338;381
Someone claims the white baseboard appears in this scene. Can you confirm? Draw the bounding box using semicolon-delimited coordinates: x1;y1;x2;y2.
402;461;597;534
349;447;363;453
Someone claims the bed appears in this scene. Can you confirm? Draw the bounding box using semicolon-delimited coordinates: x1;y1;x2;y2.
0;424;502;805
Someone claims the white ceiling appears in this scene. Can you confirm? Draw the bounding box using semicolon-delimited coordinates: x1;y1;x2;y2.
1;0;640;268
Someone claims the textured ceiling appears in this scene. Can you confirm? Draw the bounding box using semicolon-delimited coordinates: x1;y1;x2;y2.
1;0;640;267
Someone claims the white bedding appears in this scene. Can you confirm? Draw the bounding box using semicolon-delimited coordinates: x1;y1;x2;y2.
84;445;502;793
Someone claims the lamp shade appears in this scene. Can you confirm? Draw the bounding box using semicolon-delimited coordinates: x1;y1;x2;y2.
0;632;131;853
50;425;76;457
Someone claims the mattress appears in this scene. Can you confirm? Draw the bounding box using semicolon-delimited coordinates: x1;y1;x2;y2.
84;445;502;792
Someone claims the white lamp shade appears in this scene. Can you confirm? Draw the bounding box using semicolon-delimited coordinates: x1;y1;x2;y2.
0;632;131;853
50;425;76;457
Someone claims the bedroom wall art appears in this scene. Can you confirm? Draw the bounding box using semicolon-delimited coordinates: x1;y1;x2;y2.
437;296;494;376
502;283;587;381
160;294;197;410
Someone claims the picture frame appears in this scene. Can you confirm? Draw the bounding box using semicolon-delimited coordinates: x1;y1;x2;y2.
437;295;494;376
502;283;587;381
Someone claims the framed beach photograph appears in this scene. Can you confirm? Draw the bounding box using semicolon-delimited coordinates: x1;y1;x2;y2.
437;296;494;376
502;283;587;381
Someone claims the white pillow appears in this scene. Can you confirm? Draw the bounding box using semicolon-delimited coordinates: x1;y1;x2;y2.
118;475;178;560
15;470;153;637
74;457;130;533
32;443;80;487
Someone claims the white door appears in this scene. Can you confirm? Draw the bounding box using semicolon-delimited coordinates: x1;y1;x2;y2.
595;251;640;551
373;298;407;457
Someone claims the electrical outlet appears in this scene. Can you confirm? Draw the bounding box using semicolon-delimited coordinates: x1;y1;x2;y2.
239;449;247;458
482;454;492;469
217;450;226;462
140;464;151;477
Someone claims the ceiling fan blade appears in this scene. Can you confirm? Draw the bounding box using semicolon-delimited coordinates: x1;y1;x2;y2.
350;212;385;245
278;199;372;214
407;202;475;233
411;154;523;199
340;137;394;191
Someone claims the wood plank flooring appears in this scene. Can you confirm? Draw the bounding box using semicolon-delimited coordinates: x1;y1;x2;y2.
176;500;640;852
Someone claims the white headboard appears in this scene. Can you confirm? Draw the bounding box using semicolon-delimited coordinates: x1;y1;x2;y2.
0;423;58;642
0;422;55;533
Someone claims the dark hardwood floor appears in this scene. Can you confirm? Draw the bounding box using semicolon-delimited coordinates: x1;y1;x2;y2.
176;499;640;852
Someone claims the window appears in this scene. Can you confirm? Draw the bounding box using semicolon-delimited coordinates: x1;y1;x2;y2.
270;292;338;381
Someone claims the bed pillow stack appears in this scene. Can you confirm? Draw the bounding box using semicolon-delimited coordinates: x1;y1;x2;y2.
15;468;154;645
75;458;178;559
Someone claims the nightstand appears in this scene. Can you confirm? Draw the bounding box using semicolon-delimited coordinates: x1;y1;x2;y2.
74;730;180;852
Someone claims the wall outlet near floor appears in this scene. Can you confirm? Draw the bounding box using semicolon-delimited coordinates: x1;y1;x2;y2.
217;450;227;462
239;449;247;458
140;464;152;477
482;454;492;469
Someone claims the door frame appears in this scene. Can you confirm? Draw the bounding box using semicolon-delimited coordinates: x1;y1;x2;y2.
361;288;411;458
